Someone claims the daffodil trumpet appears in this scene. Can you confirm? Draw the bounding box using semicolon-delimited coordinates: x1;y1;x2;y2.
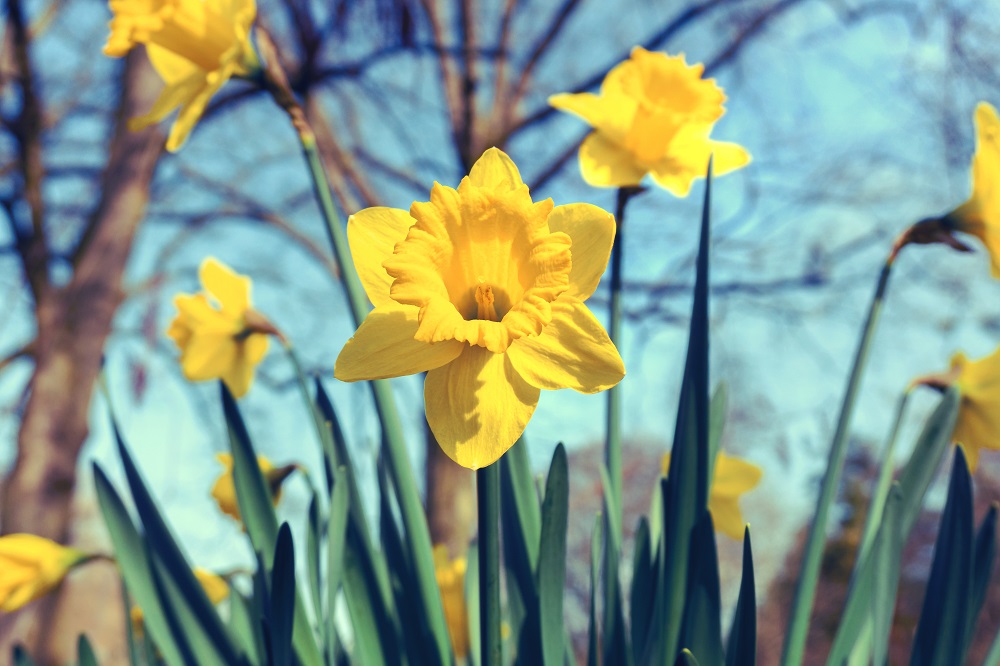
0;534;107;612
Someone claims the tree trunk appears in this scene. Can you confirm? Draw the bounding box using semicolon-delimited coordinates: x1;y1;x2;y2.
0;49;165;664
425;420;476;558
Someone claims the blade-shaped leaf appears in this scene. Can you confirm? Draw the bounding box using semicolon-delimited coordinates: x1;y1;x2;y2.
76;635;98;666
871;484;905;666
538;444;569;666
966;503;998;653
680;511;724;666
726;527;756;666
269;524;296;666
911;447;974;666
629;517;654;659
587;514;602;666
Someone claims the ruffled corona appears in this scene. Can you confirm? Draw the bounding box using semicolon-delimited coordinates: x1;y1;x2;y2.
103;0;259;151
549;47;750;196
335;148;625;469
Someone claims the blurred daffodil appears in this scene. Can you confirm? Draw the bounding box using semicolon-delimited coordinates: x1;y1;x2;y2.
335;148;625;469
131;567;228;633
211;453;293;522
661;451;762;540
941;102;1000;277
434;546;469;659
167;258;276;398
915;347;1000;471
549;47;750;196
103;0;260;151
0;534;89;611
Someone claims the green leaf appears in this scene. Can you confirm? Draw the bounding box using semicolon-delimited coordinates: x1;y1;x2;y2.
726;527;756;666
600;466;630;666
587;514;603;666
76;636;98;666
680;511;724;666
967;503;998;654
306;492;324;643
911;447;974;666
646;163;713;664
871;484;905;666
221;385;323;666
629;517;654;660
342;534;393;665
466;543;481;666
676;649;700;666
113;424;242;666
12;646;35;666
708;383;727;473
825;390;958;665
378;460;420;662
93;463;192;666
326;466;350;662
538;444;569;666
228;591;263;666
268;524;297;666
500;437;541;653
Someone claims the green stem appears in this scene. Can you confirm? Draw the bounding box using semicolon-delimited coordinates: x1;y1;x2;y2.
478;463;501;666
606;186;640;537
299;136;452;663
780;260;893;666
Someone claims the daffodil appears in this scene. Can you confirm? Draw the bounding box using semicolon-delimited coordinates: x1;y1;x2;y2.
334;148;625;469
0;534;89;611
434;545;469;659
167;258;275;398
211;453;292;522
661;451;762;540
915;347;1000;471
131;567;228;633
103;0;260;151
940;102;1000;277
549;47;750;196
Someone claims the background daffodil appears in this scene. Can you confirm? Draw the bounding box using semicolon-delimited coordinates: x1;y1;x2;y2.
131;567;228;633
433;545;470;659
103;0;259;151
335;148;625;469
942;102;1000;277
661;451;762;540
167;257;275;398
211;453;292;522
549;46;750;196
918;347;1000;471
0;534;89;612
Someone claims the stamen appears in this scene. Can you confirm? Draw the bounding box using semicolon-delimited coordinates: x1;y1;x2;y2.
475;284;498;322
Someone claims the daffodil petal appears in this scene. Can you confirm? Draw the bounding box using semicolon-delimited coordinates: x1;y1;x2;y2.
506;298;623;394
707;140;752;176
335;304;464;382
128;71;207;131
958;442;981;472
347;207;415;307
181;333;239;381
425;346;539;469
711;453;763;498
548;92;605;128
166;72;227;151
200;257;251;316
221;350;256;398
468;147;524;192
547;203;615;300
579;132;647;188
146;44;201;86
708;498;746;541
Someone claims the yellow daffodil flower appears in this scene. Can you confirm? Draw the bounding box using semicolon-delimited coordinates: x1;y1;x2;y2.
919;348;1000;472
103;0;260;151
167;258;275;398
211;453;292;522
0;534;89;611
661;451;762;540
549;47;750;196
434;545;469;659
131;567;228;633
334;148;625;469
941;102;1000;277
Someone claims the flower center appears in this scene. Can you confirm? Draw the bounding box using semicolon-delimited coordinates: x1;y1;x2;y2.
475;284;499;322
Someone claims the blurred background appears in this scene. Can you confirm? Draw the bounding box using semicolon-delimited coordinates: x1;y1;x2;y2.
2;0;1000;662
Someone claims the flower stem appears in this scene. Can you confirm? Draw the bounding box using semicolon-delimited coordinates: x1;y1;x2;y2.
256;28;451;662
606;186;641;537
477;462;501;666
282;340;340;491
780;259;894;666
